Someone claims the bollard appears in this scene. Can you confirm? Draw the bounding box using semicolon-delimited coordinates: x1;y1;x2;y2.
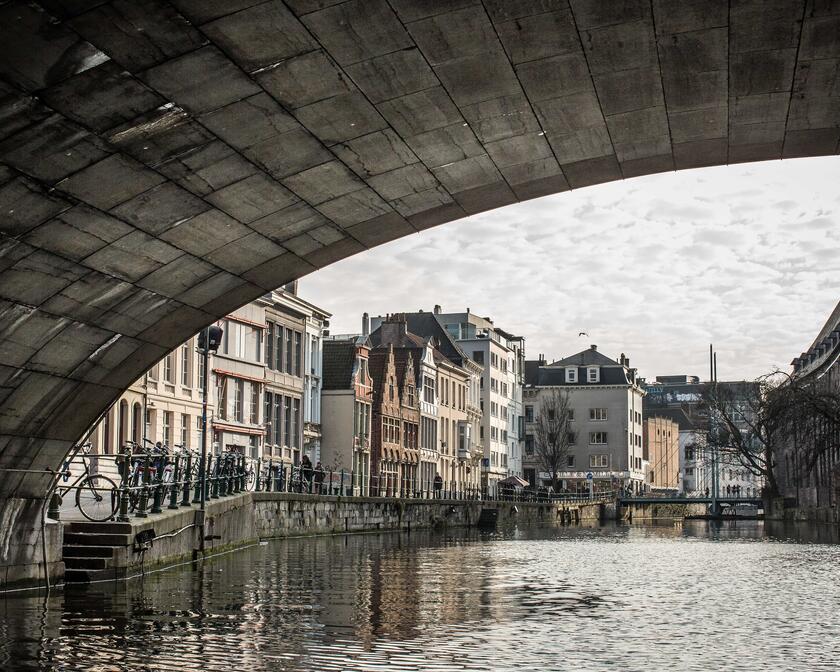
211;456;221;498
168;455;181;509
340;469;345;496
47;492;61;521
182;453;193;507
267;459;274;492
150;461;164;515
204;454;212;501
136;453;151;518
255;457;262;492
239;455;246;492
193;453;203;503
116;480;130;523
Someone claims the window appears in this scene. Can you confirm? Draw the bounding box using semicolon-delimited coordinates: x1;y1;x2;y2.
223;320;263;362
568;409;575;421
285;329;293;373
525;435;534;455
250;383;259;424
266;323;274;366
473;350;484;365
589;432;608;445
284;397;292;446
685;467;695;476
181;414;189;447
389;376;395;401
198;351;205;391
587;367;599;383
163;354;174;383
275;325;283;370
234;379;244;422
565;367;577;383
423;375;435;403
407;384;415;406
525;405;534;422
590;454;608;468
292;398;300;448
180;343;191;386
589;408;608;421
501;382;508;397
685;446;695;461
567;455;575;467
294;332;302;376
568;431;577;445
217;378;227;420
162;411;172;445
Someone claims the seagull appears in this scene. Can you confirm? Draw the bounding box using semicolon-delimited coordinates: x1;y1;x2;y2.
578;332;589;337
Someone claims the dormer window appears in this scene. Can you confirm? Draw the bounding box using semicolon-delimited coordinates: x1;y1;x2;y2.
587;367;600;383
565;367;577;383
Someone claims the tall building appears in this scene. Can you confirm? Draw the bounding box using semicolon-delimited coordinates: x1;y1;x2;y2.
86;288;329;470
430;309;525;492
642;415;680;491
320;335;373;494
524;346;646;494
369;309;483;492
778;300;840;508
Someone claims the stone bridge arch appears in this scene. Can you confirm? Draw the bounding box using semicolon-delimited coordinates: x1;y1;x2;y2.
0;0;838;583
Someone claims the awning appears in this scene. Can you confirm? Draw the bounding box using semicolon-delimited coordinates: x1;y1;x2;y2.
498;475;530;488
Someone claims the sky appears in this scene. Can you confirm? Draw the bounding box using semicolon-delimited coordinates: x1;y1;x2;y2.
300;157;840;383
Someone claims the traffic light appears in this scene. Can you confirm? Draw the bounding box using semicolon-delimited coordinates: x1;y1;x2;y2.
197;325;224;353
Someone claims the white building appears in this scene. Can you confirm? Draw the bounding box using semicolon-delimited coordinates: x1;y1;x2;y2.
524;347;647;494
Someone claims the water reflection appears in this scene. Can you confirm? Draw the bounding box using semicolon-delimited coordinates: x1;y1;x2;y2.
2;522;840;671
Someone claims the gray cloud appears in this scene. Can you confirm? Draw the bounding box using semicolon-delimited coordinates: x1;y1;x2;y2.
302;157;840;381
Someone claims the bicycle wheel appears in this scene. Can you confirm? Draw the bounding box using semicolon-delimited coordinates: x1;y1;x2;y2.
246;467;256;491
76;474;119;522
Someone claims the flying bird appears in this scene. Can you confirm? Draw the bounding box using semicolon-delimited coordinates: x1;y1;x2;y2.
578;332;589;337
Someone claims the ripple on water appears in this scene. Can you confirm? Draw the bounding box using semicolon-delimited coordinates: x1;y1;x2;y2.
2;521;840;671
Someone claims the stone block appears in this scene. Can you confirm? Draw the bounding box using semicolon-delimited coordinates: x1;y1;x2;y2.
70;0;205;72
390;186;455;218
561;153;622;188
0;250;85;307
205;232;287;274
250;201;330;243
495;8;579;64
206;174;298;223
202;1;315;72
548;127;613;164
142;46;260;115
158;141;258;196
333;129;419;178
516;53;592;102
57;154;166;211
282;160;366;205
137;255;219;299
368;163;439;200
344;212;415;246
245;128;334;179
452;180;517;214
672;137;727;168
257;50;351;110
0;177;72;237
408;6;497;65
579;19;657;76
110;182;209;236
315;188;392;227
159;209;252;257
345;49;438;104
652;0;728;35
500;156;565;186
730;49;797;96
83;230;182;282
378;87;463;136
462;94;542;143
434;51;521;107
485;133;553;168
302;0;412;65
431;154;502;192
595;68;664;116
199;94;298;150
403;123;484;168
668;106;727;143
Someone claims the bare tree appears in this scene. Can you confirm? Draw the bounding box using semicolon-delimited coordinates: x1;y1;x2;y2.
534;388;574;492
703;372;840;498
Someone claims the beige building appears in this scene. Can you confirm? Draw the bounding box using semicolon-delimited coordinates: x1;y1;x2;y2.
643;415;680;491
435;352;474;491
87;287;328;471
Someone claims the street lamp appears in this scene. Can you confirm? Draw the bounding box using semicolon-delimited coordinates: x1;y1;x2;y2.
197;325;223;516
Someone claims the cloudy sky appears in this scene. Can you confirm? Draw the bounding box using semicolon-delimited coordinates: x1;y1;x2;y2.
301;157;840;382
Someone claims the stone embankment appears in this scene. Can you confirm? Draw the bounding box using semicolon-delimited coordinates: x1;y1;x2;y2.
2;494;611;591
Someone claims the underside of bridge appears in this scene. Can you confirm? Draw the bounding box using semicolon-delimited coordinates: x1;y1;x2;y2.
0;0;839;584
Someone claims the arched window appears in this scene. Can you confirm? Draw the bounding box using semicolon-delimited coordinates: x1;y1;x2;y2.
132;403;142;444
117;400;128;452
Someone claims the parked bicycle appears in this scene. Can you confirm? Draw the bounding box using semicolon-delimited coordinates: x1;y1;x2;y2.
56;442;119;522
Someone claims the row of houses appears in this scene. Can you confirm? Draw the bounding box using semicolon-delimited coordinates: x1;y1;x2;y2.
88;278;800;498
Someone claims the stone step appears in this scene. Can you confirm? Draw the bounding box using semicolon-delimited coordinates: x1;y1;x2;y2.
62;544;116;558
64;568;116;584
64;532;131;547
64;556;110;570
65;521;132;535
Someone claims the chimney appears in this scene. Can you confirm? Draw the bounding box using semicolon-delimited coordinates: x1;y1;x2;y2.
590;344;597;351
434;304;442;315
362;312;370;336
619;352;626;365
380;313;407;343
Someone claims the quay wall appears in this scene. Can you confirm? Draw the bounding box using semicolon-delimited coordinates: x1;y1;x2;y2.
619;501;708;521
2;494;611;592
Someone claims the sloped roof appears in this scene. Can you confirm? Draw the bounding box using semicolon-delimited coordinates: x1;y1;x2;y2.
643;406;698;431
550;347;619;367
322;340;356;390
406;312;470;367
534;366;630;386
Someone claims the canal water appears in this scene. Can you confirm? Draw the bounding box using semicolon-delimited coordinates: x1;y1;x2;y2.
2;521;839;671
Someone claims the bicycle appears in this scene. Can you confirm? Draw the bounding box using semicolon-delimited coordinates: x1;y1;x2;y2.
56;442;119;522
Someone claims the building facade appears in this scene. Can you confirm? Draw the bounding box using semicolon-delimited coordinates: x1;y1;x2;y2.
524;346;646;494
777;301;840;508
643;415;680;491
320;336;373;494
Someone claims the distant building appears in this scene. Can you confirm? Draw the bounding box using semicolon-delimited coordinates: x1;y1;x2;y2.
777;300;840;508
642;414;680;491
432;309;525;492
320;335;373;494
370;309;483;492
524;346;646;494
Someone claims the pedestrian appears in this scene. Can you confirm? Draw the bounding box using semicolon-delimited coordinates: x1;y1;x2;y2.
301;455;313;493
314;461;325;494
433;472;443;497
